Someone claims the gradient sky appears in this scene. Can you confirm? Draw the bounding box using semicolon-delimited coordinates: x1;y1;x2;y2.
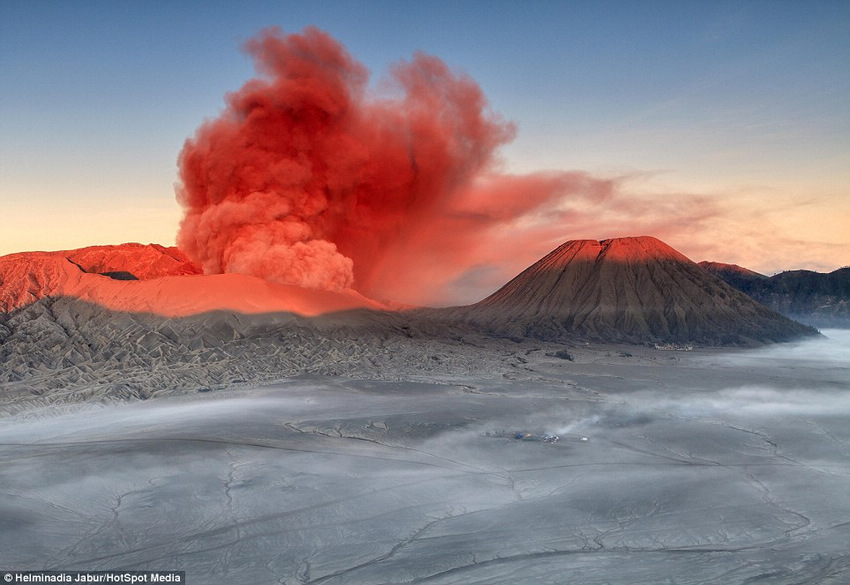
1;0;848;286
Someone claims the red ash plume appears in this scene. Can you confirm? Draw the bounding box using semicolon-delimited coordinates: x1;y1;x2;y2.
176;27;618;304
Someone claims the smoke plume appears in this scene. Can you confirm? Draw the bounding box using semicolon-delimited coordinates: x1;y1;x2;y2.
176;27;704;305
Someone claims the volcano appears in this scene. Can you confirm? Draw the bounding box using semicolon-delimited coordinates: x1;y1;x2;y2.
452;236;817;345
0;244;382;317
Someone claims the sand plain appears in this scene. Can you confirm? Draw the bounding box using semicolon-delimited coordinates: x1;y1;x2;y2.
1;331;848;584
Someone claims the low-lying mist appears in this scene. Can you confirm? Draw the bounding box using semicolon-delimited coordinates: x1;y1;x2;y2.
1;332;848;583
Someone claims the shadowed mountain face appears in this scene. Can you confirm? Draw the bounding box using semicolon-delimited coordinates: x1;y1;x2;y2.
699;262;850;328
697;261;768;290
452;237;817;345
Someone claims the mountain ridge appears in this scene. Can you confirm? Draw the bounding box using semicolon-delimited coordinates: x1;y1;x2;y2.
699;261;850;328
1;237;819;345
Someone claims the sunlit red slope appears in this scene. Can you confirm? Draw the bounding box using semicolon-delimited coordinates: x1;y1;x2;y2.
0;244;384;317
454;236;817;345
64;243;202;279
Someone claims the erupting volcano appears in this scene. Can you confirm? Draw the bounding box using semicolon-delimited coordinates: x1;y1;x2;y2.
174;26;623;306
0;28;823;346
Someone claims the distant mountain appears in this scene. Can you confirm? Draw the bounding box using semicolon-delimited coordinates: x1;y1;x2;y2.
699;262;850;328
449;237;817;345
696;261;768;290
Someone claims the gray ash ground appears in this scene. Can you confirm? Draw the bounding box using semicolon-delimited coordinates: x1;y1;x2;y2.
1;331;848;584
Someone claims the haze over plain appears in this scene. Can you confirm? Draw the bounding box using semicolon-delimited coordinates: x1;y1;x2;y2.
2;325;848;583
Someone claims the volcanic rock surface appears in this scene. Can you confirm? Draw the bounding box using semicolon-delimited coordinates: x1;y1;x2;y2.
0;294;469;414
700;261;850;328
451;237;817;345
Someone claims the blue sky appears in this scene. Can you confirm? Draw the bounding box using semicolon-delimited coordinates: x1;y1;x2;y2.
1;0;848;275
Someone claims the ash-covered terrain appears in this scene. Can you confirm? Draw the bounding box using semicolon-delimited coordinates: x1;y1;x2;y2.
1;238;846;584
1;332;848;584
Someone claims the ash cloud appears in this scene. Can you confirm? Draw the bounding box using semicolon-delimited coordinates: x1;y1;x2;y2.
176;26;520;302
176;27;717;306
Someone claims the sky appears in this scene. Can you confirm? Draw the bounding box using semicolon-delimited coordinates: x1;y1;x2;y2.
1;0;848;302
